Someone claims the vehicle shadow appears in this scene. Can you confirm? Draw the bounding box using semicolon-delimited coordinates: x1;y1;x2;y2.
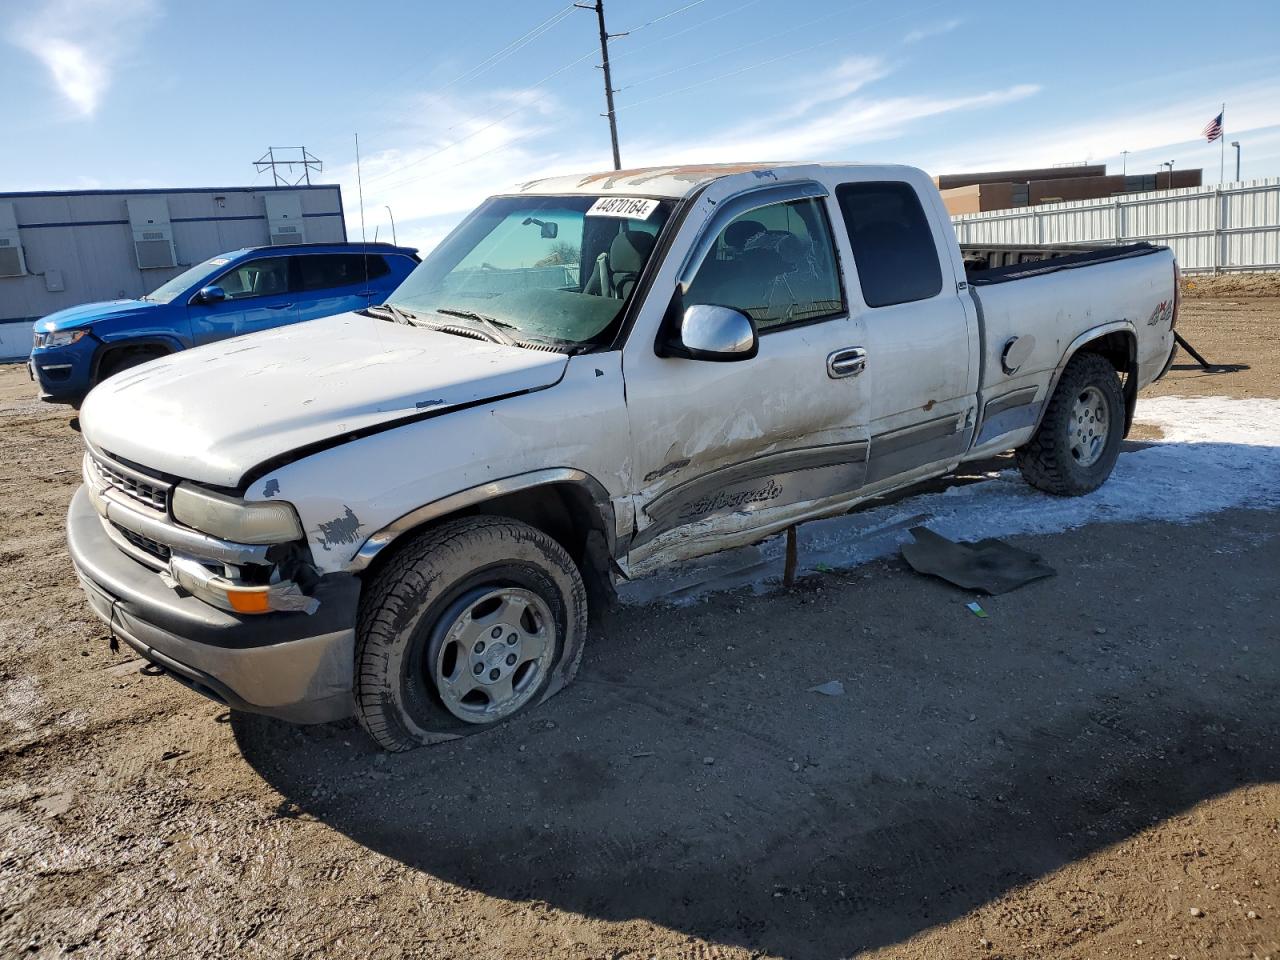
233;510;1280;959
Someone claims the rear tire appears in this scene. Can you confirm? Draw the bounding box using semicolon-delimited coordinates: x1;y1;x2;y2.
1016;352;1124;496
354;516;588;751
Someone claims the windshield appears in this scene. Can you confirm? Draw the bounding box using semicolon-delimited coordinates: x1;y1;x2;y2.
143;256;232;304
387;194;673;346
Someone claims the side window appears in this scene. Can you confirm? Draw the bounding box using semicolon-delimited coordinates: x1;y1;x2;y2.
213;257;290;300
296;254;388;291
684;197;843;331
835;182;943;307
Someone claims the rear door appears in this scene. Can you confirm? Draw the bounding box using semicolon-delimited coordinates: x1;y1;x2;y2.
623;183;871;570
294;252;388;320
833;178;979;489
188;255;299;345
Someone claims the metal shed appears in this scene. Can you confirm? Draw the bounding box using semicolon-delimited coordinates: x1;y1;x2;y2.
0;184;346;360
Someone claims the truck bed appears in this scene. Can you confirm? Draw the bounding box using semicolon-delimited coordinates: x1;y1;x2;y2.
962;242;1165;284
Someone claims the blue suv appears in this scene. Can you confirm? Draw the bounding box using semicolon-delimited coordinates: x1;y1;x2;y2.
30;242;419;405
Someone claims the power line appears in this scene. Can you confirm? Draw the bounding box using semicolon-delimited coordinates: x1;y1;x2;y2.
616;0;951;111
369;0;955;194
626;0;711;32
608;0;766;64
365;0;716;190
355;3;579;145
617;0;870;93
361;51;597;189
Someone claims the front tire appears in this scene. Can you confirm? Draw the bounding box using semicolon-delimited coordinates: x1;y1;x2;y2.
1016;352;1124;496
354;516;588;751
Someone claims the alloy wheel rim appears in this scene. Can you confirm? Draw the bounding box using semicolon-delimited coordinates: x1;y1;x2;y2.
431;586;554;724
1069;385;1109;467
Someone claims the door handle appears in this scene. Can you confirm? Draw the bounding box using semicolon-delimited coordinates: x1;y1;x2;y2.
267;302;295;310
827;347;867;379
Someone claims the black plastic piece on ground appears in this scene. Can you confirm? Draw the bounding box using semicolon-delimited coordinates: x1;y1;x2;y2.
900;526;1056;595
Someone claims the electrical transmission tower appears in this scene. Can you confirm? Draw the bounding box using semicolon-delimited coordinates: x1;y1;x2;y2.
254;147;323;186
575;1;625;170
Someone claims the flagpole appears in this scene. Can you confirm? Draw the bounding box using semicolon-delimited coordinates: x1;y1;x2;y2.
1220;102;1226;183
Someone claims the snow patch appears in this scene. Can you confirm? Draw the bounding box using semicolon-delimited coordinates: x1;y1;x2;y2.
620;396;1280;604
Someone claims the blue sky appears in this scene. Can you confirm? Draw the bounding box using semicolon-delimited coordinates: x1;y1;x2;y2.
5;0;1280;250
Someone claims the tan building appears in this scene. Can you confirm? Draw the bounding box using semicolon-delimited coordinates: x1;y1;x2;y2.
935;164;1203;215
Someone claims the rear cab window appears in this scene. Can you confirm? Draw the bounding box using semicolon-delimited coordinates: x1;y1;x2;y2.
835;182;943;307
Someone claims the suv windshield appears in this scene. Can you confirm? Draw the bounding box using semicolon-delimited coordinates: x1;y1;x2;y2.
387;195;673;346
142;256;232;304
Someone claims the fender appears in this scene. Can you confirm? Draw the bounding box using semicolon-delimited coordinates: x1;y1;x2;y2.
346;468;616;572
90;333;188;381
1033;320;1137;435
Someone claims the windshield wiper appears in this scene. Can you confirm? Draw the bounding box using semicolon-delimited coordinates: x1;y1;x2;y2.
433;307;517;346
364;302;418;326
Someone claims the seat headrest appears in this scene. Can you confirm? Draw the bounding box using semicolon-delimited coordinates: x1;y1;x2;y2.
724;219;766;249
609;229;656;274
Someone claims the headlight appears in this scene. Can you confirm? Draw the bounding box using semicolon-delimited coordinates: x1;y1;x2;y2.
35;329;89;348
172;483;304;544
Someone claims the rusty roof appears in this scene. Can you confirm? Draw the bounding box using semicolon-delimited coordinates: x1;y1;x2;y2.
513;162;804;199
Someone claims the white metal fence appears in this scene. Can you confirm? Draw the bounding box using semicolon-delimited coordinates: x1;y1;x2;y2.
951;177;1280;273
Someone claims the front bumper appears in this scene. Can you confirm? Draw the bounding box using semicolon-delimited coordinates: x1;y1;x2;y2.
31;339;96;404
67;486;359;723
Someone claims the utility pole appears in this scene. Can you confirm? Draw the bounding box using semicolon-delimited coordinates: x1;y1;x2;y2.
576;0;624;170
1120;150;1129;176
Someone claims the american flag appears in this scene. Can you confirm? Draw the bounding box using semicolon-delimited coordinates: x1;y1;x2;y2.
1202;111;1224;143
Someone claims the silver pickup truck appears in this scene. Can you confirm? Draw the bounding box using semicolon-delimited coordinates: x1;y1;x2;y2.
68;162;1179;749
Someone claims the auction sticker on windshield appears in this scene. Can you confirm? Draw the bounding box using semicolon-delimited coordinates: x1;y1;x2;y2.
587;197;661;219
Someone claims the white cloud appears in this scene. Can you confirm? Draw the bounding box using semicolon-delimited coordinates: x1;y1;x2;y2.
8;0;157;117
625;57;1040;164
330;87;607;250
904;18;963;44
355;59;1042;250
917;77;1280;181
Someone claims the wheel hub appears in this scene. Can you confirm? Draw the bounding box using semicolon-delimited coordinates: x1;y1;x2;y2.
469;624;523;684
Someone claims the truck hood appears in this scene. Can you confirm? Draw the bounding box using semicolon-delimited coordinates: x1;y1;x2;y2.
79;312;568;487
36;298;157;332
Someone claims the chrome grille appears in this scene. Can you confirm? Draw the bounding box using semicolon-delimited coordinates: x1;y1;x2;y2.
89;450;171;512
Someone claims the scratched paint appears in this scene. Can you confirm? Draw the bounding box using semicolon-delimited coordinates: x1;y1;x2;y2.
621;396;1280;604
316;507;363;552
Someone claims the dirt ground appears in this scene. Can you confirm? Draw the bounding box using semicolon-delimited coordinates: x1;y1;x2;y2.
1;293;1278;960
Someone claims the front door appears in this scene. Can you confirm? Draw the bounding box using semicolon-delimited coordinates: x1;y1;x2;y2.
188;255;299;345
623;187;870;572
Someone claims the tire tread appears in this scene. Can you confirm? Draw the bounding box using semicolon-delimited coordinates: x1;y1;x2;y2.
1016;352;1124;497
354;516;586;751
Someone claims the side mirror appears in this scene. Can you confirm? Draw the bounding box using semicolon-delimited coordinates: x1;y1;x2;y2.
196;285;226;304
661;303;758;362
